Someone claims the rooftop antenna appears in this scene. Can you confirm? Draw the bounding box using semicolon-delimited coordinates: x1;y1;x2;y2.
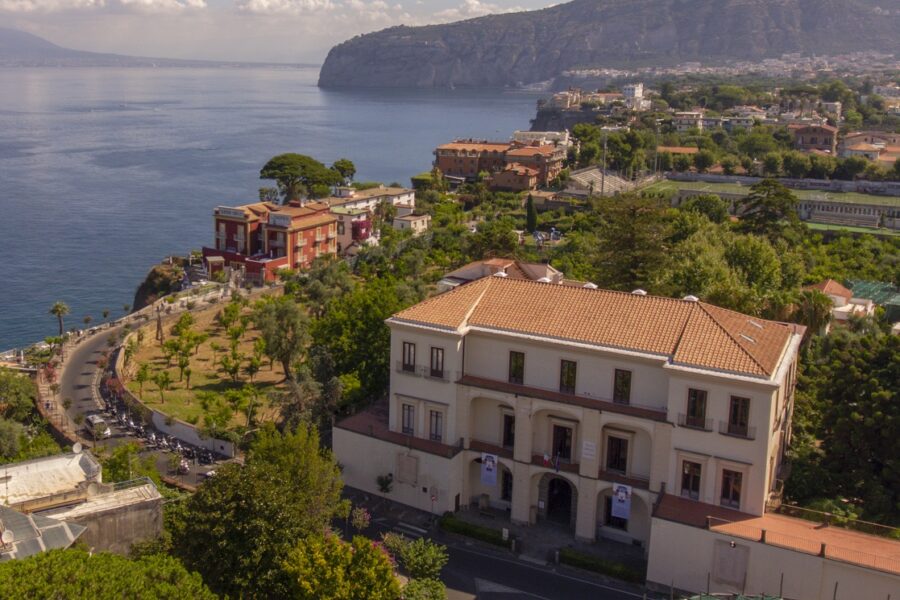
73;442;83;455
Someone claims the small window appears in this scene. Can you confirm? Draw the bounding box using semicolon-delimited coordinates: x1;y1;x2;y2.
686;389;708;428
429;410;443;442
721;469;742;509
402;342;416;372
681;460;701;500
337;221;345;235
613;369;632;404
502;413;515;449
728;396;750;437
430;347;444;379
559;360;577;394
508;351;525;385
552;425;572;462
401;404;414;435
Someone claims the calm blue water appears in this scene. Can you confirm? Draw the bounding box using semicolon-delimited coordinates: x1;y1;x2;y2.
0;67;539;349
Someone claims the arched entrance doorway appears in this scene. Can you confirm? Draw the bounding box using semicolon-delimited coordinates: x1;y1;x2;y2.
547;477;573;524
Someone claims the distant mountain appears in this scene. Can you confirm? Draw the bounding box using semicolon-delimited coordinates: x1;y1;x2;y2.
318;0;900;89
0;28;312;68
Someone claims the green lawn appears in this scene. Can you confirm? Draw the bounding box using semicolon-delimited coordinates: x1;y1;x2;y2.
642;180;900;207
805;222;900;237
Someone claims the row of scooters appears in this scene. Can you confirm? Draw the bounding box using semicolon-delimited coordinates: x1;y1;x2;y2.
104;398;219;473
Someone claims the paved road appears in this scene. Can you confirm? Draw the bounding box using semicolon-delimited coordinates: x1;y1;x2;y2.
57;324;222;487
357;514;659;600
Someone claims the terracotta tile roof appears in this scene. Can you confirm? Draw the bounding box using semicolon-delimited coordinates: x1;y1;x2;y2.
657;146;699;155
806;279;852;299
846;143;881;151
438;142;510;153
506;145;558;158
392;278;796;378
655;495;900;575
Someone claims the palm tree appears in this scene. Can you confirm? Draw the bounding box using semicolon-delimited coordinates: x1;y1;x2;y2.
793;289;833;340
49;301;70;337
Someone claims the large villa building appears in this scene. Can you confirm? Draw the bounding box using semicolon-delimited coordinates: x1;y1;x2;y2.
335;276;900;598
203;200;337;284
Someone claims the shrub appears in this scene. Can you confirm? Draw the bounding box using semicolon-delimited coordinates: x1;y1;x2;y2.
403;578;446;600
399;538;447;580
558;548;644;583
438;513;506;547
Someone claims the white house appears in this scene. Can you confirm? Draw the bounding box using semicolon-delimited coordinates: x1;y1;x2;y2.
334;277;900;599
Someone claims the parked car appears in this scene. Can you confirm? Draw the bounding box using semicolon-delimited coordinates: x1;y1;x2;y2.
85;414;111;439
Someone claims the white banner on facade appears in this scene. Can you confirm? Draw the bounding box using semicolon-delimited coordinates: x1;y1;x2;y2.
611;484;632;520
481;453;498;486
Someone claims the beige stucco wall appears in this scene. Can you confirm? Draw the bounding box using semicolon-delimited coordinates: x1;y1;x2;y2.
463;331;670;411
334;427;464;515
647;517;900;600
666;372;776;515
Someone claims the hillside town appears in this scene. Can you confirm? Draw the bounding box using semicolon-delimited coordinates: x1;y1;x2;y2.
2;43;900;600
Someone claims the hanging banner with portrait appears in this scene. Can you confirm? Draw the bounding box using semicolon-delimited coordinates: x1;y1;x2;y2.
611;484;632;520
481;453;498;486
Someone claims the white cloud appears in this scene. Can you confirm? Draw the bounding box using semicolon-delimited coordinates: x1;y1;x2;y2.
236;0;335;14
0;0;206;12
433;0;521;21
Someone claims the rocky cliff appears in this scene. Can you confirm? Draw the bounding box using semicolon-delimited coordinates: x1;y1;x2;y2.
318;0;900;89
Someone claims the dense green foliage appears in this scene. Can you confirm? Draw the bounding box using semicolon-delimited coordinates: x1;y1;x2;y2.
438;513;507;547
281;534;400;600
787;330;900;525
0;549;214;600
259;153;344;202
0;368;63;462
172;425;347;597
558;547;644;584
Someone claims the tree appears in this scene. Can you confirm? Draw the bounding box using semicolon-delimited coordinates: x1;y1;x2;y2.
525;194;537;232
153;371;171;404
403;578;447;600
736;179;802;240
259;153;343;203
310;278;406;402
593;194;670;291
253;296;310;380
693;149;716;173
0;549;215;600
101;442;161;484
332;158;357;182
834;156;869;181
396;537;448;580
49;301;70;337
673;154;692;172
0;368;37;422
281;535;400;600
807;154;837;179
786;331;899;524
782;151;811;179
172;425;347;597
0;418;24;459
762;151;782;177
134;363;150;397
791;289;833;339
681;194;729;223
719;154;739;175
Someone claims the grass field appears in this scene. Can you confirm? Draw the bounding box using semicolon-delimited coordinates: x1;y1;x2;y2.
643;180;900;207
125;298;285;428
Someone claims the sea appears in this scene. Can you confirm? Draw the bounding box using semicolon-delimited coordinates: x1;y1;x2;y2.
0;66;540;350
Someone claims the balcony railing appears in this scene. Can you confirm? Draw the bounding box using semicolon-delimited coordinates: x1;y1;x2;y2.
394;362;456;382
327;231;337;239
294;238;307;248
677;413;714;431
395;361;418;376
719;420;756;440
457;374;668;423
315;233;326;242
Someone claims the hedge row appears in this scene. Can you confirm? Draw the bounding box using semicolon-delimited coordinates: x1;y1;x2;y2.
558;548;644;584
438;514;508;547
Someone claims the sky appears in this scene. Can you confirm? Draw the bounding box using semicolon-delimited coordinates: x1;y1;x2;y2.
1;0;557;63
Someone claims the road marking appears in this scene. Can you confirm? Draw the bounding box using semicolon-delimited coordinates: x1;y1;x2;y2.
450;544;656;600
474;577;553;600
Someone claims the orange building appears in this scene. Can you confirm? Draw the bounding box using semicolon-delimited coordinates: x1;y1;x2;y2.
434;139;566;188
792;124;838;154
203;200;337;284
434;140;509;180
489;163;539;191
